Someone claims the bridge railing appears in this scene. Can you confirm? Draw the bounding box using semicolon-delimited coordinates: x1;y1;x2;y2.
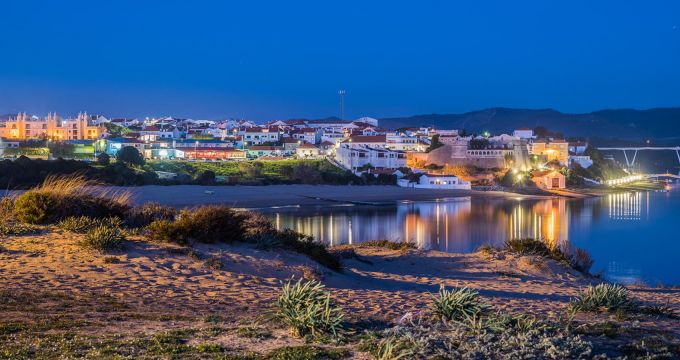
605;174;644;186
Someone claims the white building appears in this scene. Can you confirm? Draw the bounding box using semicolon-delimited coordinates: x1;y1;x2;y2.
238;127;280;145
569;155;593;168
335;143;406;172
513;128;535;139
398;174;471;190
386;133;427;152
296;143;321;158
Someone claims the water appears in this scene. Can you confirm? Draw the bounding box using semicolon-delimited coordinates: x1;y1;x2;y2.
262;187;680;286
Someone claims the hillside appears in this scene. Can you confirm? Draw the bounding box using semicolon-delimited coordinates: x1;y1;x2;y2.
378;107;680;140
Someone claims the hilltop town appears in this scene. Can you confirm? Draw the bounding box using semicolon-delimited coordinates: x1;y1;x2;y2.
0;112;621;194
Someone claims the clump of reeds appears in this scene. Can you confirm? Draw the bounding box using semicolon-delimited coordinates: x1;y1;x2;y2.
13;175;131;224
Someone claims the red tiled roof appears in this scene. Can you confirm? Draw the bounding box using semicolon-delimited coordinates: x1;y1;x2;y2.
348;135;386;143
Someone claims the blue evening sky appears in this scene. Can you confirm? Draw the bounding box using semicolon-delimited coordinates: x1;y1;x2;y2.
1;0;679;120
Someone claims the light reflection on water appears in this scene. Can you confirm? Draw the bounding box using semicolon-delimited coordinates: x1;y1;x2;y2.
263;188;679;286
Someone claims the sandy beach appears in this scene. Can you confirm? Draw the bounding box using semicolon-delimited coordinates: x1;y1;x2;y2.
112;185;549;208
1;230;678;357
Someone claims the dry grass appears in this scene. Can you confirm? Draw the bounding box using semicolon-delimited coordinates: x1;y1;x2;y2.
34;174;132;207
13;175;131;224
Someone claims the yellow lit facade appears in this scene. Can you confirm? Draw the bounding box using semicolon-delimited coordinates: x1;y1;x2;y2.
530;140;569;165
0;112;103;140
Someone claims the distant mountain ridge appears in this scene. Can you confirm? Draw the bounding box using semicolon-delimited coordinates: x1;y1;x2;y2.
377;107;680;140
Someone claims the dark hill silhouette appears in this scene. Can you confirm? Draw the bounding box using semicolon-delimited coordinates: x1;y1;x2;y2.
377;107;680;140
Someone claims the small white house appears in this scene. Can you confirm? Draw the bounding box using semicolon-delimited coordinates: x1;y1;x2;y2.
398;174;471;190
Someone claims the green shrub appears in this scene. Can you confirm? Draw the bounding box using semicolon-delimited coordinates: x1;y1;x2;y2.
171;205;247;244
569;283;637;313
359;240;416;251
14;192;56;224
57;216;122;234
429;284;490;321
146;220;179;243
273;279;344;338
505;238;594;273
277;229;341;272
0;196;15;222
253;233;283;250
80;224;126;252
570;248;594;273
241;211;277;240
266;345;348;360
0;222;41;237
13;175;130;224
125;202;177;228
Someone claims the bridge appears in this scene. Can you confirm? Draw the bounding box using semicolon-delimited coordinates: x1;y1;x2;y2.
605;173;680;186
597;146;680;167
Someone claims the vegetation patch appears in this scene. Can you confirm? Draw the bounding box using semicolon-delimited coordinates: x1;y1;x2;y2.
505;238;594;273
79;223;126;253
124;202;177;228
13;175;130;224
429;284;491;321
358;240;417;252
361;310;598;359
57;216;122;234
265;345;348;360
273;279;344;338
236;325;273;340
569;283;637;313
146;207;340;271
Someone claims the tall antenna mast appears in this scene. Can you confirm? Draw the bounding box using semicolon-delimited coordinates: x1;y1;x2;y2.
338;90;345;121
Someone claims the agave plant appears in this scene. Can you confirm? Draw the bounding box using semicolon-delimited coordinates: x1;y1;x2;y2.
429;284;491;321
273;278;344;338
569;283;637;313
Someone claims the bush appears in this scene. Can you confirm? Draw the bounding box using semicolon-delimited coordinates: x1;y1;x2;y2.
116;146;145;165
145;205;246;245
125;202;177;228
172;206;247;244
505;238;595;273
13;175;130;224
146;220;181;244
276;229;341;272
241;211;277;240
570;248;594;273
13;192;55;224
273;279;344;338
194;170;216;185
359;240;416;251
253;233;283;250
80;224;125;252
0;197;15;222
58;216;122;234
429;284;490;321
96;152;111;166
569;283;637;313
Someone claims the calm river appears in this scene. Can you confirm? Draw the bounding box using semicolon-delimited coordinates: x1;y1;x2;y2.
262;187;680;286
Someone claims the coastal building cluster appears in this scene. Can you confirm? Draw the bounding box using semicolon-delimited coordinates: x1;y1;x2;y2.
0;112;593;190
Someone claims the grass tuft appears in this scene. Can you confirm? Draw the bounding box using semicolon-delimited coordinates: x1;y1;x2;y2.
273;278;344;338
429;284;490;321
13;175;130;224
79;223;126;253
569;283;636;313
